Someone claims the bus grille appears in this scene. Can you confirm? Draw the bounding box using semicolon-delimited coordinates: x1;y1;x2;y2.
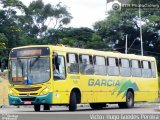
20;97;36;101
15;87;41;92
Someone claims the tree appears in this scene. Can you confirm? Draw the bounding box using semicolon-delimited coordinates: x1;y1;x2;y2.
0;33;9;63
0;0;72;47
87;33;110;50
46;27;94;48
20;0;72;39
0;0;25;48
93;0;160;53
0;33;8;48
93;0;160;71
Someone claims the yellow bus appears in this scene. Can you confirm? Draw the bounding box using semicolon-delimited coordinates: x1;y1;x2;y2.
8;45;158;111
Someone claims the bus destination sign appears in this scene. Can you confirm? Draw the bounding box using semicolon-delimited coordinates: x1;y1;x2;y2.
10;47;50;57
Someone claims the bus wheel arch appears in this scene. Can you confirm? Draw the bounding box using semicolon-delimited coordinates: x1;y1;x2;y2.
118;88;134;108
127;88;134;98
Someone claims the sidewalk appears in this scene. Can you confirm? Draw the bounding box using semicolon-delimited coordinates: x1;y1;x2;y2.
0;70;9;107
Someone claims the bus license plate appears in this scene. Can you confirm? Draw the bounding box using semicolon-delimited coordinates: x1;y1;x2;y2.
24;101;31;104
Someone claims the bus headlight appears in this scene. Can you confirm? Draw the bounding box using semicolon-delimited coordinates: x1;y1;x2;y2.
40;87;50;95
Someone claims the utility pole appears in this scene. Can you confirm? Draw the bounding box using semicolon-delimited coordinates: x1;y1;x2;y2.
125;34;128;54
139;0;143;56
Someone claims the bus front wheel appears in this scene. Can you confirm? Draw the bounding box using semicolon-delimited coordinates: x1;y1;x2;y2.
34;105;40;112
69;91;77;111
118;91;134;108
44;105;50;111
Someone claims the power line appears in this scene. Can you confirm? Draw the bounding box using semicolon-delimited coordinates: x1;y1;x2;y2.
128;39;137;50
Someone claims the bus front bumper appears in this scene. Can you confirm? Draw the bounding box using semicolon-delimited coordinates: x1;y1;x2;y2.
8;92;52;105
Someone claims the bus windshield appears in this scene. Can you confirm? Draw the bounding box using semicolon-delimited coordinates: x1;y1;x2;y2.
9;57;50;84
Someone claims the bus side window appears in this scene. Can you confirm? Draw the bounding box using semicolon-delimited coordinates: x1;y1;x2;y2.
79;54;94;75
107;57;119;76
142;61;152;78
119;58;130;77
67;53;79;74
131;60;141;77
53;55;66;80
151;61;156;78
94;56;106;75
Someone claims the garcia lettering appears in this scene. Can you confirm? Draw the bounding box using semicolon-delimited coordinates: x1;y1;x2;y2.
88;79;120;86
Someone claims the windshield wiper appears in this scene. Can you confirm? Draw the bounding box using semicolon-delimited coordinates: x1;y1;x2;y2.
30;56;40;68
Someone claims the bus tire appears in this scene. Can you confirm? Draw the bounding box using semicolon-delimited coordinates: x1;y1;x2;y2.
34;105;40;112
118;91;134;108
69;91;77;111
90;103;106;109
44;105;50;110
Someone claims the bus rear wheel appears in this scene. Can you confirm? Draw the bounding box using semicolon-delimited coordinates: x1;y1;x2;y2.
34;105;40;112
69;91;77;111
118;91;134;108
90;103;106;109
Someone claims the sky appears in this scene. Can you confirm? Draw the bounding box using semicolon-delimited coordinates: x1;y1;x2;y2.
19;0;108;28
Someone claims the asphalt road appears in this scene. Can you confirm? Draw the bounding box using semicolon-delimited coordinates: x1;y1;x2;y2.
0;103;160;120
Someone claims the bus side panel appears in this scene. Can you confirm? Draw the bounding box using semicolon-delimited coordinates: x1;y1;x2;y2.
80;76;127;103
52;50;158;104
80;75;158;103
134;77;158;102
52;91;70;104
79;75;95;103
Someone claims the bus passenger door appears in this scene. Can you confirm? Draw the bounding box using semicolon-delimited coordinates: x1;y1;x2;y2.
52;54;69;104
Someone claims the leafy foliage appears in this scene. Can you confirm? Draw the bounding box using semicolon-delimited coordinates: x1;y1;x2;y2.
93;0;160;70
0;33;8;48
21;0;72;38
0;33;9;60
46;27;95;48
